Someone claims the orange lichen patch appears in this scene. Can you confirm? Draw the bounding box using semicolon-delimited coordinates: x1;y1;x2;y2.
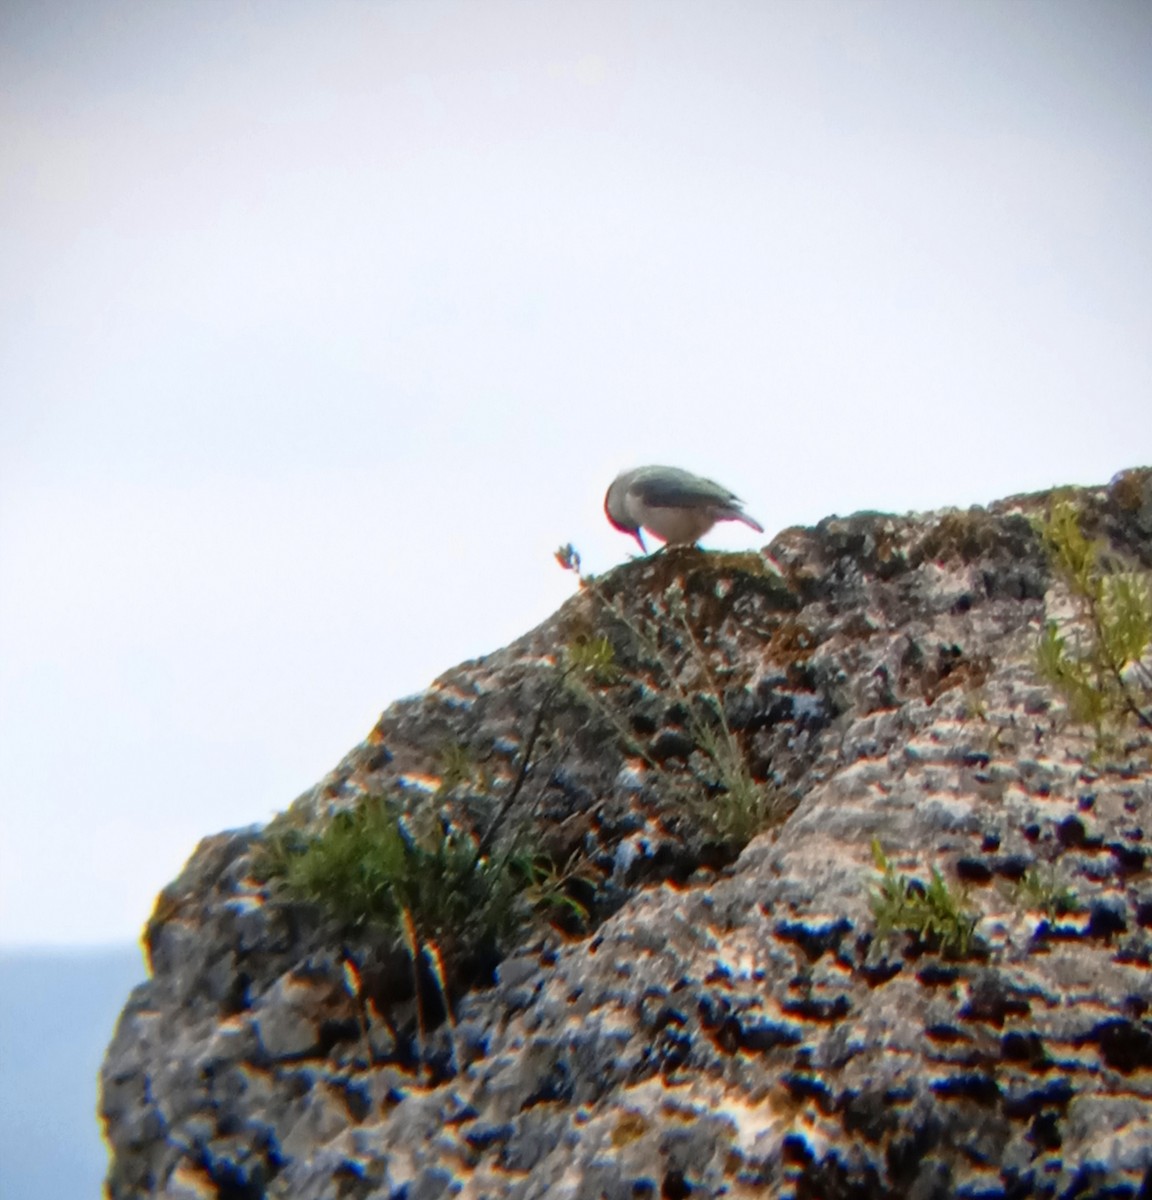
145;832;259;957
616;759;649;788
763;1078;799;1116
397;773;441;793
766;620;818;665
922;653;991;706
610;1109;650;1146
714;1089;793;1152
425;680;482;710
147;885;184;929
165;1164;216;1199
285;972;359;1025
366;726;388;745
142;890;194;972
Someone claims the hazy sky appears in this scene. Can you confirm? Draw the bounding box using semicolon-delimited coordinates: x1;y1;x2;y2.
2;0;1150;946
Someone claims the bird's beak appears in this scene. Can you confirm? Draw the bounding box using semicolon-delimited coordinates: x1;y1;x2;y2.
632;529;648;554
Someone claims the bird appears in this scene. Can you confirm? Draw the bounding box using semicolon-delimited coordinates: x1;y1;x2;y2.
604;465;764;553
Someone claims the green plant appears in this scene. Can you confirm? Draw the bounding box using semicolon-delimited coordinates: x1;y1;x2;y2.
557;543;782;846
1037;499;1152;748
869;840;979;958
662;578;781;842
437;742;489;796
1013;865;1079;918
562;633;658;767
263;795;527;948
261;789;585;1074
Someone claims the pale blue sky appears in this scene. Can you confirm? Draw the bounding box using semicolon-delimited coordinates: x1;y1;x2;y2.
2;0;1150;945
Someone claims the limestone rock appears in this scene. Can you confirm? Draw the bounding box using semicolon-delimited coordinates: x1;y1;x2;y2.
101;470;1152;1199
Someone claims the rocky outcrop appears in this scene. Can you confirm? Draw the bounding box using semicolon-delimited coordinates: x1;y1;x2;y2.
101;471;1152;1200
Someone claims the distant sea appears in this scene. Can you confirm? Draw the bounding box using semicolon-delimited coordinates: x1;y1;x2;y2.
0;945;146;1200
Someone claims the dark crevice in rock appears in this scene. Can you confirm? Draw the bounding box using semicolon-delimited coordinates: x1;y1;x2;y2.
1088;1019;1152;1073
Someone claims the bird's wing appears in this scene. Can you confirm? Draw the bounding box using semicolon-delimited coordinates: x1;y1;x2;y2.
628;466;744;510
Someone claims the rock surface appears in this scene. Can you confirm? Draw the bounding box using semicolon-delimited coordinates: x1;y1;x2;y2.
101;471;1152;1199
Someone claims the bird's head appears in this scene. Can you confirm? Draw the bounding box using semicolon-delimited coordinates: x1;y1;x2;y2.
604;479;647;552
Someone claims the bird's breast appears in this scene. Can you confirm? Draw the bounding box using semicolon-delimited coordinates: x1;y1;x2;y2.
628;498;717;546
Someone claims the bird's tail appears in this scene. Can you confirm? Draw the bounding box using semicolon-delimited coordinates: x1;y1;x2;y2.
735;510;765;534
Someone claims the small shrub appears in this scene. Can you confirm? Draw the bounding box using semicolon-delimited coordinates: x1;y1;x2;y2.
690;763;781;847
262;795;528;951
565;632;621;685
437;742;489;797
869;840;979;958
1014;865;1079;918
557;543;783;847
1036;499;1152;748
562;635;655;766
259;794;589;1075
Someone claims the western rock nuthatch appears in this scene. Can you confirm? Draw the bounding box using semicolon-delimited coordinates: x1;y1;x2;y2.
604;465;764;552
